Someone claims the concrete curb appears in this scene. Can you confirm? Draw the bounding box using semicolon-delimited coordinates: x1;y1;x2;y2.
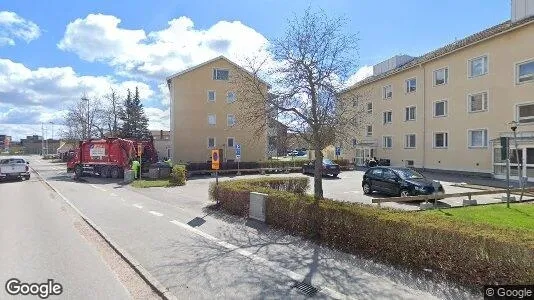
30;166;177;300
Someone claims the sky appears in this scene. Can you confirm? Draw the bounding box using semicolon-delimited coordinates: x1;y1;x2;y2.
0;0;511;141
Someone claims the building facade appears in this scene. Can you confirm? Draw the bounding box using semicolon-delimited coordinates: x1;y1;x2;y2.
341;3;534;180
167;56;269;163
151;130;172;160
0;135;11;151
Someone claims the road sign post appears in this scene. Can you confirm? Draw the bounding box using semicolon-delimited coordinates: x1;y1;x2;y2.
138;144;143;179
335;147;341;160
212;149;220;204
235;144;241;175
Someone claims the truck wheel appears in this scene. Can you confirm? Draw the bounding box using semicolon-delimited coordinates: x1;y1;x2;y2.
100;166;111;178
74;165;83;177
111;167;121;179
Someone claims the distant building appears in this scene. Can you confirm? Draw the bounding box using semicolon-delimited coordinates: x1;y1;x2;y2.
0;135;11;151
20;135;60;155
151;130;171;160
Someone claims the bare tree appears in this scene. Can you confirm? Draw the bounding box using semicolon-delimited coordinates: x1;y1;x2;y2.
62;94;105;140
231;8;362;200
102;88;123;137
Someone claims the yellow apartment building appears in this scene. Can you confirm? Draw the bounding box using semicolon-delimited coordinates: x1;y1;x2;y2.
166;56;270;163
341;1;534;180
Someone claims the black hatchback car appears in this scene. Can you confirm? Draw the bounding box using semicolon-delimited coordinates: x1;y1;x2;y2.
302;159;340;177
362;167;444;197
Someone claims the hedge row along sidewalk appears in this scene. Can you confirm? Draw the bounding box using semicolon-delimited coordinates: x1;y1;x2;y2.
209;177;534;288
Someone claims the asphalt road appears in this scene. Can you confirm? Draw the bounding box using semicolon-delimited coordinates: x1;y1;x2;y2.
0;165;135;299
26;157;478;299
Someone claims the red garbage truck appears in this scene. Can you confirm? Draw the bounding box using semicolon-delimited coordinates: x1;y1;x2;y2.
67;138;158;178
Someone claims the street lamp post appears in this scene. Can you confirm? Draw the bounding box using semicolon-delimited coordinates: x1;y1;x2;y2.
82;95;90;139
510;122;521;187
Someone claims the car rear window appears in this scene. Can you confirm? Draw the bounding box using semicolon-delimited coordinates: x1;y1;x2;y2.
370;168;383;177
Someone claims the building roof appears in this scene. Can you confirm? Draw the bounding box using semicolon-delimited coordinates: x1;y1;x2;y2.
342;15;534;93
165;55;270;87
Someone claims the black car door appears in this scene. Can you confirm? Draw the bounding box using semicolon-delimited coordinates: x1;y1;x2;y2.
369;168;384;192
382;169;400;195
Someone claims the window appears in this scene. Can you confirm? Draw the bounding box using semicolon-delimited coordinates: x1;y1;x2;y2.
468;129;488;148
383;85;392;99
208;137;216;148
213;69;229;80
383;111;392;124
433;67;449;85
227;114;236;126
227;137;234;148
227;91;236;103
517;103;534;124
366;125;373;137
352;138;357;147
383;136;392;148
370;168;383;177
468;55;488;77
468;92;488;113
352;100;358;107
406;78;416;93
434;132;448;148
366;102;373;113
516;59;534;84
404;134;416;149
208;114;216;125
207;90;216;102
405;106;416;121
434;100;448;117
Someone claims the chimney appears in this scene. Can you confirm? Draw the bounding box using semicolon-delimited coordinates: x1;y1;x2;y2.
512;0;534;22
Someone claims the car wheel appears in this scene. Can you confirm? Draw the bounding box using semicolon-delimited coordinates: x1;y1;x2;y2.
332;173;339;178
363;183;371;195
400;189;410;198
74;165;83;177
25;175;30;180
100;166;111;178
111;166;121;179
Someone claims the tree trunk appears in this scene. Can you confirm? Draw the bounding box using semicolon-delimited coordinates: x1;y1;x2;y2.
313;148;324;201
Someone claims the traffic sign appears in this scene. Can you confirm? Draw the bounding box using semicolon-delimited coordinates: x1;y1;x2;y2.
335;147;341;156
211;149;220;170
235;144;241;149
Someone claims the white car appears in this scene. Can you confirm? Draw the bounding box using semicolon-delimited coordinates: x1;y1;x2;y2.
0;158;31;181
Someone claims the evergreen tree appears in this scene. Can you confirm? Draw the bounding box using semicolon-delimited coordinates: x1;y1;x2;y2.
120;87;151;139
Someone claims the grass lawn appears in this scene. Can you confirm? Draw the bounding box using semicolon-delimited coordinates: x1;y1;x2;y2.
130;178;172;188
424;203;534;233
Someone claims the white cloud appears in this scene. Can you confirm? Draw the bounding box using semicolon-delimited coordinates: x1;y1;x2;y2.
144;107;169;131
58;14;270;79
344;65;373;88
0;11;41;46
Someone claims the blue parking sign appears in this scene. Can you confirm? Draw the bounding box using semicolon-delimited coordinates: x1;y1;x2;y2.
335;147;341;156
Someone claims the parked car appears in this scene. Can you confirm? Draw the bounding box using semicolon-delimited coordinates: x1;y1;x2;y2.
302;159;340;177
362;167;444;197
0;158;30;181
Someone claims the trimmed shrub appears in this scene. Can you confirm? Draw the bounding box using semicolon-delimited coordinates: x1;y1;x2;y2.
210;177;534;287
169;164;187;186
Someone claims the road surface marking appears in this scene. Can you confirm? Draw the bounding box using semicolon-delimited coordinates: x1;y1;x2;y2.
169;219;347;299
90;184;107;192
149;211;163;217
133;204;143;209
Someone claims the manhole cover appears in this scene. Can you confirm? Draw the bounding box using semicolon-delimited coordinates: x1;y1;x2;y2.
292;281;318;297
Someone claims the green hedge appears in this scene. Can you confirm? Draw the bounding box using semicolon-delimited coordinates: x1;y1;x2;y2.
209;177;534;287
169;164;187;186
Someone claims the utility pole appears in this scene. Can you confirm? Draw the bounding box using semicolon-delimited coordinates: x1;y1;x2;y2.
82;94;90;139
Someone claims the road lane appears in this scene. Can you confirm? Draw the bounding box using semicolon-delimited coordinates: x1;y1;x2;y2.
30;158;477;299
0;170;132;299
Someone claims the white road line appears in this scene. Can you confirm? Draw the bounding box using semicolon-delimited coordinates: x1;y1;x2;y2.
133;204;143;209
89;184;107;192
169;219;348;299
149;211;163;217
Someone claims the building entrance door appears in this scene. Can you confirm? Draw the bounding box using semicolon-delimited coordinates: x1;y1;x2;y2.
355;147;375;166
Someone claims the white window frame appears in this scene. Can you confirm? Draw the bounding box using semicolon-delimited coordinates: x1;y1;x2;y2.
382;136;393;149
433;67;449;86
207;137;216;148
227;91;236;103
208;114;216;126
213;68;229;81
383;111;392;124
515;58;534;84
404;134;416;149
366;125;373;137
468;55;488;78
382;85;392;99
467;91;489;113
227;137;235;148
227;114;236;127
207;90;216;102
468;129;488;148
405;77;417;93
516;102;534;124
433;132;449;149
405;106;416;121
433;100;448;118
366;102;373;113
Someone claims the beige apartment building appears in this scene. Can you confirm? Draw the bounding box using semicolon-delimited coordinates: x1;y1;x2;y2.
166;56;270;163
341;1;534;180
